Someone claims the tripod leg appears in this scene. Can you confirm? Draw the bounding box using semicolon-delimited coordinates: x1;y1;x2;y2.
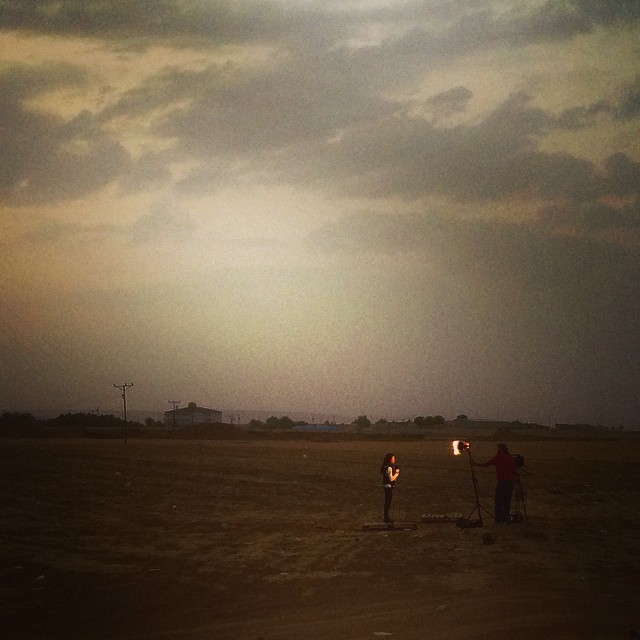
517;477;527;519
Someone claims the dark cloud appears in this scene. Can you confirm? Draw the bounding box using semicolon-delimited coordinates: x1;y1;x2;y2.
96;58;640;211
541;197;640;233
556;100;610;129
0;118;130;206
603;153;640;197
118;151;174;194
580;200;640;231
271;92;601;202
514;2;594;43
0;0;368;57
4;1;637;70
427;86;473;118
334;1;640;81
615;75;640;120
253;89;638;211
557;76;640;126
145;49;395;161
98;66;212;123
0;65;131;205
485;0;640;46
570;0;640;25
0;61;87;98
0;0;284;44
8;3;632;209
536;153;640;233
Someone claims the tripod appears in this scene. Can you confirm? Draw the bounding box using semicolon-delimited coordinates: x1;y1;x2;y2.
462;451;493;527
510;465;527;522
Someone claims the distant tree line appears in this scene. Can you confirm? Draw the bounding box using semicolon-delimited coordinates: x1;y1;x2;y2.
0;411;151;430
2;411;447;432
247;414;450;430
48;412;145;428
248;416;307;430
0;412;37;428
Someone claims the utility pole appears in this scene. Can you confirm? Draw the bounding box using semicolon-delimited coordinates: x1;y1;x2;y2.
114;383;134;444
168;400;180;429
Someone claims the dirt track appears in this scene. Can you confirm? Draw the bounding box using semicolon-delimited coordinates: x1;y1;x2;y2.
1;435;639;639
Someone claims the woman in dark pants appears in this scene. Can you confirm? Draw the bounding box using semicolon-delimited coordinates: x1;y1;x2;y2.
380;452;400;523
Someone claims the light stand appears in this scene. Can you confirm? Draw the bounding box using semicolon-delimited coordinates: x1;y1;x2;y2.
452;441;493;528
463;450;493;527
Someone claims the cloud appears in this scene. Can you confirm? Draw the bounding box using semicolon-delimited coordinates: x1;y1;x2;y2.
5;3;632;209
0;1;289;44
253;88;639;214
118;151;174;194
308;209;640;301
468;0;640;47
268;91;594;202
541;198;640;234
0;61;87;98
580;200;640;231
603;153;640;197
130;203;195;244
148;49;395;159
615;75;640;120
5;2;636;71
559;76;640;125
556;101;611;129
307;212;428;256
21;219;122;244
327;1;640;79
427;86;473;115
17;202;194;246
0;65;131;206
568;0;640;26
7;50;632;216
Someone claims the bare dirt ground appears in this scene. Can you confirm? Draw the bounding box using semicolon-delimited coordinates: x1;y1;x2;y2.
1;434;639;639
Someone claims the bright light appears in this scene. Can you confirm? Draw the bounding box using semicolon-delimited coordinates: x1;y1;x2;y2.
452;440;470;456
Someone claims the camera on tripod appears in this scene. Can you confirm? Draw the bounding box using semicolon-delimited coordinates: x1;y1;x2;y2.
452;441;528;526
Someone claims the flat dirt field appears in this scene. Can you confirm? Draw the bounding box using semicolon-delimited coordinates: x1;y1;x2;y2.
1;434;640;639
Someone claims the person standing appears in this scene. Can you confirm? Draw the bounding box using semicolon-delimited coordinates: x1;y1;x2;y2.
473;443;517;523
380;452;400;523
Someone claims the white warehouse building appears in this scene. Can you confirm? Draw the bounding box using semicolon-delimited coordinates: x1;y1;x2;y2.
164;402;223;426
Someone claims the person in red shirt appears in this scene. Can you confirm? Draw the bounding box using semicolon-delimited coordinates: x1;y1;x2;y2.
473;443;517;523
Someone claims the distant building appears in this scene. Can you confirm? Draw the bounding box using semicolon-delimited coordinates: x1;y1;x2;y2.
164;402;223;426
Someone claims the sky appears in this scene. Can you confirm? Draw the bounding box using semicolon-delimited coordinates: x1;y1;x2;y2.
1;0;639;426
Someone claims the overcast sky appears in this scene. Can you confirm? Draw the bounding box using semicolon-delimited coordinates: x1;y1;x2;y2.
1;0;639;426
